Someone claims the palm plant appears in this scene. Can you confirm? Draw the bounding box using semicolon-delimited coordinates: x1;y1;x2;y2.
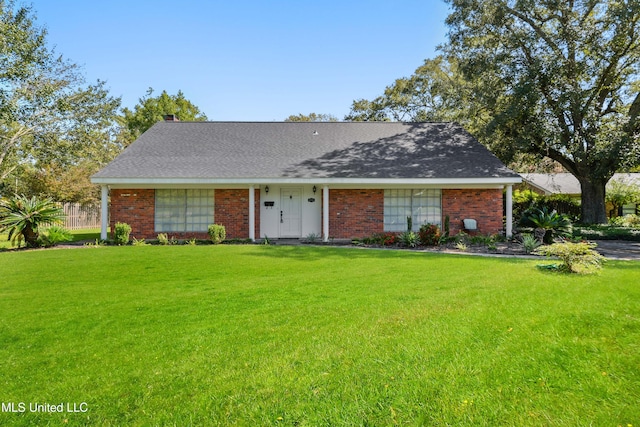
519;207;572;244
0;195;65;247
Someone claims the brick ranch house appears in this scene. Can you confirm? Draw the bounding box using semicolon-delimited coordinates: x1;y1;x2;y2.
91;120;522;242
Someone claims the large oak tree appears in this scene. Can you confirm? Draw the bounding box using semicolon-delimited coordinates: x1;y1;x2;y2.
345;56;468;123
444;0;640;223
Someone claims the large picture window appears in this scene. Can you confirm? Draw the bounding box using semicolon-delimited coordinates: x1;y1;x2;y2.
384;189;441;232
155;189;214;232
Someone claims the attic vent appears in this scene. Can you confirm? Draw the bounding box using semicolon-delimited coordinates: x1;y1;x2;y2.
313;130;319;135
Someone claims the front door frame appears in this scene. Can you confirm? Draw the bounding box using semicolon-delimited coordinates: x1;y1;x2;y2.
279;187;303;238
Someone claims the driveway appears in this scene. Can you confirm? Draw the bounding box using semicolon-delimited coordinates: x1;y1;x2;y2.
593;240;640;261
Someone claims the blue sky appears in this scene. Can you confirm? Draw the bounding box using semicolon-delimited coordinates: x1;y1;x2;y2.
31;0;450;121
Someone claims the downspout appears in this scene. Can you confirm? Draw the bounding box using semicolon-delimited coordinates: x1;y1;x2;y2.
323;185;329;242
249;185;255;242
505;184;513;238
100;185;109;240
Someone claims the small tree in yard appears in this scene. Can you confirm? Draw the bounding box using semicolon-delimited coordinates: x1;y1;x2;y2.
535;242;605;274
0;195;65;247
606;179;640;217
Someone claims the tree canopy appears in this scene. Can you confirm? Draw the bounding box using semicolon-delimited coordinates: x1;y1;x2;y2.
0;0;121;183
284;113;338;122
347;1;640;223
345;56;468;123
444;0;640;223
119;89;208;145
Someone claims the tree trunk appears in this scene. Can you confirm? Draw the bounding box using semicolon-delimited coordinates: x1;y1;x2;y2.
579;178;608;224
22;226;39;248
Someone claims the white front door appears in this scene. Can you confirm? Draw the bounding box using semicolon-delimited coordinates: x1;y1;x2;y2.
280;188;302;237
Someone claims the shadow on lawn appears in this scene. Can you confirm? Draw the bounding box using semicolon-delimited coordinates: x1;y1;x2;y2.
248;244;478;262
247;245;414;261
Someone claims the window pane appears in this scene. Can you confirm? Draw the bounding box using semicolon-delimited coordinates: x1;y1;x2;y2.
155;189;214;232
384;189;441;232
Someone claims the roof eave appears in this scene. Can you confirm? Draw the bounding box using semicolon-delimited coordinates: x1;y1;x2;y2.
91;176;522;187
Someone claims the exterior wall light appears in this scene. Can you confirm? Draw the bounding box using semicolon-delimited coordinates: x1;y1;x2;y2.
265;186;269;194
312;185;317;193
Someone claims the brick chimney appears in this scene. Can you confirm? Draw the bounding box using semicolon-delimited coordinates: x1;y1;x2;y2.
163;114;179;122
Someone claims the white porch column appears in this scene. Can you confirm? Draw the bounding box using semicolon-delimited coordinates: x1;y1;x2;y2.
249;185;255;242
505;184;513;238
100;185;109;240
322;185;329;242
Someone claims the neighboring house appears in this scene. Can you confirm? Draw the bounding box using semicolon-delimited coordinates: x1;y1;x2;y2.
520;173;640;216
519;173;582;197
92;120;522;241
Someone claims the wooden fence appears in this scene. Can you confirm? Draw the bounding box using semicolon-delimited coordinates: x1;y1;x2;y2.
60;203;102;230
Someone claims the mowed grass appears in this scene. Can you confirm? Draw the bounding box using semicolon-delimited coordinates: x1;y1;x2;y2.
0;229;101;249
1;246;639;426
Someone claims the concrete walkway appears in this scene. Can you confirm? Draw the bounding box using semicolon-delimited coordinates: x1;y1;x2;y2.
592;240;640;261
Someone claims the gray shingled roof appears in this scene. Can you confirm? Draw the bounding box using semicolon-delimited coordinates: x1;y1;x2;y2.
522;173;640;194
93;122;520;181
521;173;582;194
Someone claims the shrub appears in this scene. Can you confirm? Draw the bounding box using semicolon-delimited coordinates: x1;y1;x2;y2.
469;235;493;245
573;224;640;241
534;242;605;274
513;190;581;222
399;231;419;248
208;224;226;244
609;214;640;228
38;225;73;247
443;215;450;238
452;231;468;243
362;232;397;246
418;223;441;246
113;222;132;245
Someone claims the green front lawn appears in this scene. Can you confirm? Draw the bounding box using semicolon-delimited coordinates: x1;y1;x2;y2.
1;246;639;425
0;228;102;250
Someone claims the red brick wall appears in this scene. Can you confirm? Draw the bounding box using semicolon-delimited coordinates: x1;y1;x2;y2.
329;189;384;239
442;188;504;235
109;187;503;240
109;188;260;240
214;189;260;239
109;189;156;239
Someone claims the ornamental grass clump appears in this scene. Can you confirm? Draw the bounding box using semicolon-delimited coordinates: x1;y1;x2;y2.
399;231;419;248
534;241;605;274
38;225;73;247
519;233;542;254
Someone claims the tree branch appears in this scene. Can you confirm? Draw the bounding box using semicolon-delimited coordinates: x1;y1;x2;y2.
503;5;566;60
